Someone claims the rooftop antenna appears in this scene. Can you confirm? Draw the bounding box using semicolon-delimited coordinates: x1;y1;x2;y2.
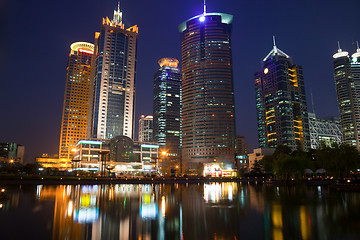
337;41;342;51
203;0;207;15
273;35;276;47
310;89;316;115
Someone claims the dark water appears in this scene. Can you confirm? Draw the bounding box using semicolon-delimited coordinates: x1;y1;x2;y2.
0;182;359;240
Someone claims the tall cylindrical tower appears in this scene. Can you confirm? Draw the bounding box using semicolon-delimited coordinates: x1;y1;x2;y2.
179;13;236;170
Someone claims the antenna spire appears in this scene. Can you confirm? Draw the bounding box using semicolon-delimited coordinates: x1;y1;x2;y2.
337;41;341;51
357;41;360;50
118;1;120;12
203;0;207;15
310;89;316;115
273;36;276;47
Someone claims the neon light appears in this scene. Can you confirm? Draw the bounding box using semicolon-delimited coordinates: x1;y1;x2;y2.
78;48;94;54
77;140;102;145
141;144;159;149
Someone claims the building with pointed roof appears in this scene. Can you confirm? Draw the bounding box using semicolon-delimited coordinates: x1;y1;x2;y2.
255;39;310;150
91;4;139;140
333;42;360;149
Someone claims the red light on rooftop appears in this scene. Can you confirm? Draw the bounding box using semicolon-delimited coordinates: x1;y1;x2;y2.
79;48;94;54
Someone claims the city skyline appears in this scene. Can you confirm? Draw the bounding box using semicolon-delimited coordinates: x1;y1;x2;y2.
1;0;360;162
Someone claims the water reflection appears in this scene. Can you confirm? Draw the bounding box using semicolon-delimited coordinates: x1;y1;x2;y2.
0;183;359;239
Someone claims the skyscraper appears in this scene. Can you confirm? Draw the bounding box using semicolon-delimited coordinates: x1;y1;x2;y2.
138;115;153;143
333;42;360;149
59;42;94;159
179;7;236;169
92;5;138;140
153;58;181;161
255;40;310;150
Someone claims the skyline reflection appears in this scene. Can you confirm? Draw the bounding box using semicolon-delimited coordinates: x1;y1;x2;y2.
0;183;359;239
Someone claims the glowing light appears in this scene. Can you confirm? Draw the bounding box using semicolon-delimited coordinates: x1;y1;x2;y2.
1;188;5;192
162;151;167;156
70;42;94;54
141;144;159;149
158;58;179;68
161;196;166;216
333;50;348;59
78;48;94;55
264;68;269;74
0;204;2;208
67;201;74;217
199;15;205;22
9;159;14;163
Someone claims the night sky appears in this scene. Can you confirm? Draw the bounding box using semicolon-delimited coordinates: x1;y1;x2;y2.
1;0;360;163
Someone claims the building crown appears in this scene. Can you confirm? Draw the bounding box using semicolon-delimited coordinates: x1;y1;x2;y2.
112;2;123;26
263;36;290;61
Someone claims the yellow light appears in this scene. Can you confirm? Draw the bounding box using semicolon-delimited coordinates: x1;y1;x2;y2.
71;148;77;152
1;188;5;192
161;196;166;216
67;201;73;217
0;204;2;208
264;68;269;74
175;165;179;169
9;159;14;164
162;151;167;156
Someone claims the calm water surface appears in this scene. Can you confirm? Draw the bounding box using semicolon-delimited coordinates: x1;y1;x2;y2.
0;182;359;240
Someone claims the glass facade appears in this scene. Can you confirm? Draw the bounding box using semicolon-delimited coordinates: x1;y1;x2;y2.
255;44;310;150
92;8;138;140
59;42;94;159
138;115;153;143
153;58;181;162
333;46;360;149
179;13;236;168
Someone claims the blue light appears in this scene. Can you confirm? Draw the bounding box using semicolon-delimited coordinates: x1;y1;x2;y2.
199;15;205;22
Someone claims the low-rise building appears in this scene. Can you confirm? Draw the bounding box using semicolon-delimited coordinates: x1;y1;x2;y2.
0;142;25;164
36;154;70;169
248;148;275;170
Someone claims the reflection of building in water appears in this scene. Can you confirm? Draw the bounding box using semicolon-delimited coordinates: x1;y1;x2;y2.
264;201;312;240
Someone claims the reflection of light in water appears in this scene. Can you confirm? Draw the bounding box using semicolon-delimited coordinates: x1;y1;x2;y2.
36;185;42;199
66;185;71;196
317;186;321;199
228;184;233;201
300;206;311;240
272;205;283;240
67;200;73;217
161;196;166;216
204;183;222;203
240;188;245;207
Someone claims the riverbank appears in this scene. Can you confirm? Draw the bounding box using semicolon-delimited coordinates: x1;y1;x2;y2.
0;174;359;190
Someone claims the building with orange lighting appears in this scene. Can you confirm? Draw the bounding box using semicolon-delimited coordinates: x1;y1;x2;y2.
153;58;181;165
59;42;94;160
179;11;236;169
255;40;310;150
91;5;138;140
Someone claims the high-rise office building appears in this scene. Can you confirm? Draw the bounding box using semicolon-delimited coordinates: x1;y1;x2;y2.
308;113;342;149
179;7;236;169
153;58;181;161
333;43;360;149
255;40;310;150
92;5;138;140
138;115;153;143
59;42;94;159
